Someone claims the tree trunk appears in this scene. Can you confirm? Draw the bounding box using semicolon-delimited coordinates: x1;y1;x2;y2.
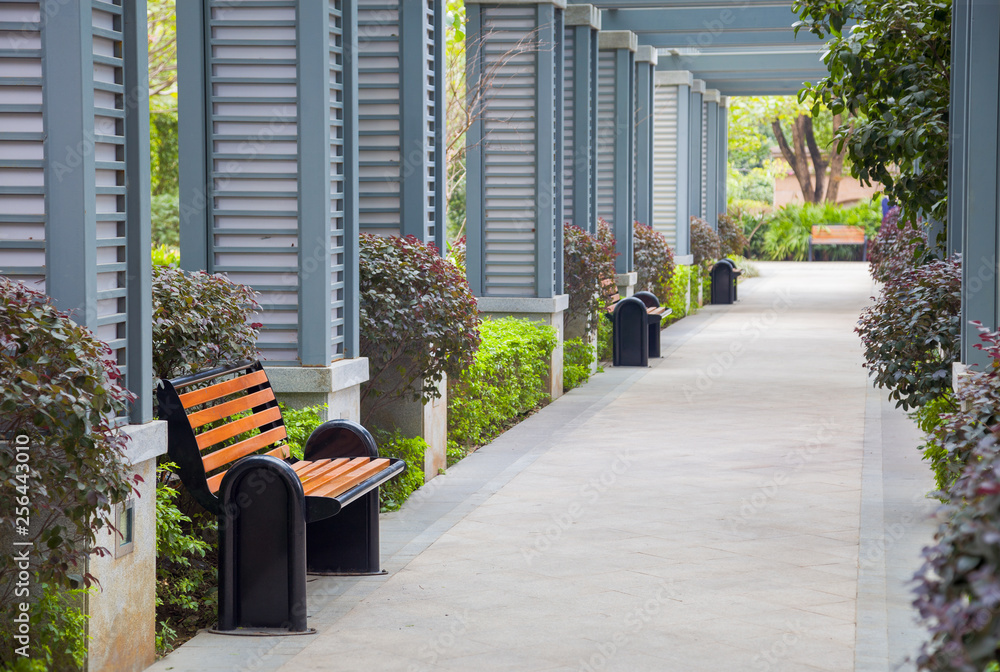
772;117;815;203
802;116;828;203
825;114;849;203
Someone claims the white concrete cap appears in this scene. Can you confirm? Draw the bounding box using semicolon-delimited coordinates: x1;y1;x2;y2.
704;89;721;104
565;4;600;29
636;45;658;65
719;95;730;108
691;79;706;94
655;70;693;87
598;30;638;52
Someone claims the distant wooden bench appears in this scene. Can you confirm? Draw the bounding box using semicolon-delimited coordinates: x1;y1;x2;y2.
809;225;867;261
157;360;405;633
601;278;672;363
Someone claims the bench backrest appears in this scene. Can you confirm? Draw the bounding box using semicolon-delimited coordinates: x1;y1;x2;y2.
157;360;290;514
601;277;620;306
810;225;865;244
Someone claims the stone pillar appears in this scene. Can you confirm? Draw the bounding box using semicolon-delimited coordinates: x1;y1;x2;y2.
596;30;637;274
948;0;970;257
634;46;657;227
652;70;693;255
466;0;569;399
688;79;705;220
717;95;729;219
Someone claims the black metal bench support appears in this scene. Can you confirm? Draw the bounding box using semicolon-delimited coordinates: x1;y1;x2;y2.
633;291;664;358
611;296;649;367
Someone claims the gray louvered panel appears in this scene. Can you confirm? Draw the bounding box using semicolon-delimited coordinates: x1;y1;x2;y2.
562;28;574;225
329;0;347;355
0;1;45;289
357;0;401;238
701;102;708;218
92;0;128;367
595;50;614;224
652;84;678;247
481;6;537;296
207;0;300;364
424;0;437;246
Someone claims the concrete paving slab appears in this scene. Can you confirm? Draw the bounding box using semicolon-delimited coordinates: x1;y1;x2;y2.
146;262;938;672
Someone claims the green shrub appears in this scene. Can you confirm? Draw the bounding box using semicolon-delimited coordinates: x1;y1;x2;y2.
728;201;774;259
359;234;480;424
17;582;92;671
374;430;427;512
563;338;595;392
856;255;960;411
0;278;140;670
690;216;721;266
150;111;179;196
563;221;617;337
448;235;467;276
448;317;557;451
152;244;180;267
763;201;881;261
277;402;326;460
151;192;179;248
868;206;929;283
151;265;262;381
632;222;675;303
668;265;694;319
728;255;759;279
911;393;958;493
717;213;748;257
597;317;613;361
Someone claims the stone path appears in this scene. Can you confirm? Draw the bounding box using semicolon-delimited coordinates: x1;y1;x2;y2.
147;262;937;672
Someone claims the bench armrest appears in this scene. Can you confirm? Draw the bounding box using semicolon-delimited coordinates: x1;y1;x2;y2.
303;419;380;460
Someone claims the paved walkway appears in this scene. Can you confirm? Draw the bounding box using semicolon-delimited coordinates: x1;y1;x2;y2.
148;262;937;672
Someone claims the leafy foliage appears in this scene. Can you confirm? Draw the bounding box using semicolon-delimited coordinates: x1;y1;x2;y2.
760;201;881;261
632;222;675;303
690;217;721;266
151;265;261;381
912;392;959;494
150;112;178;195
667;264;695;320
16;582;92;671
717;214;748;258
374;429;427;512
448;317;556;452
277;402;327;460
563;338;595;392
868;206;929;283
596;317;613;362
151;244;180;268
0;278;140;667
857;254;961;412
151;193;179;248
794;0;951;225
563;221;617;337
359;234;481;424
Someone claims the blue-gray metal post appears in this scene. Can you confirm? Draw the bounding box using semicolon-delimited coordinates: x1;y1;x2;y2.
400;0;432;243
704;89;720;227
599;30;637;274
536;2;557;298
176;0;210;272
297;1;334;366
634;45;656;226
653;69;692;256
343;0;361;357
688;79;705;220
566;5;601;235
717;95;729;219
960;0;1000;367
124;0;153;423
42;2;97;327
589;23;600;234
434;0;446;251
553;6;565;295
948;0;970;257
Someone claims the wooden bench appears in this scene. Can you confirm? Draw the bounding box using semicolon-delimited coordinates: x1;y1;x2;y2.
156;360;405;633
601;278;672;363
808;225;867;261
711;258;743;304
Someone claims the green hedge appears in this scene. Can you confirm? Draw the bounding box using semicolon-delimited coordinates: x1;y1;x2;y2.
448;317;557;454
563;338;596;392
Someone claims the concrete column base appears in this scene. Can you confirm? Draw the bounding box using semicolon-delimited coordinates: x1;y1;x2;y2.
615;272;637;298
364;375;448;482
477;295;569;401
86;420;167;672
266;358;370;423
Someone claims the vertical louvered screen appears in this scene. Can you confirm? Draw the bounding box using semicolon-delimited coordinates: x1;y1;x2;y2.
595;50;614;224
205;0;301;364
562;27;574;226
0;1;45;289
701;102;708;218
423;0;438;246
357;0;402;238
92;0;128;370
480;5;538;296
329;0;347;357
652;84;678;247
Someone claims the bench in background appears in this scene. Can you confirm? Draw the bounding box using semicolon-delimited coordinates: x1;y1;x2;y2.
602;279;672;365
809;225;867;261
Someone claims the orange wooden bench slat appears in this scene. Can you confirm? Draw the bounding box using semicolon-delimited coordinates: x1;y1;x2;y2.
810;225;865;244
298;458;352;484
309;458;392;498
196;405;283;451
202;425;289;473
301;458;374;495
177;369;269;409
186;388;276;429
293;458;332;477
205;443;291;494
